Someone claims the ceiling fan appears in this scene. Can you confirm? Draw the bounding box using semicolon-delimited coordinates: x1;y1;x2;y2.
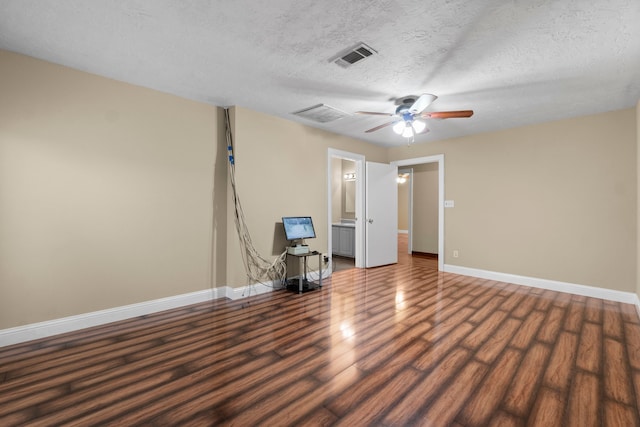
356;94;474;140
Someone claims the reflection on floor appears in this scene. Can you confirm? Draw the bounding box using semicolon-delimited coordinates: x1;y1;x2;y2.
332;255;354;272
332;233;437;271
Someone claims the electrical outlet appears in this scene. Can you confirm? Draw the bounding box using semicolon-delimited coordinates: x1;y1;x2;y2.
453;250;459;258
323;255;329;264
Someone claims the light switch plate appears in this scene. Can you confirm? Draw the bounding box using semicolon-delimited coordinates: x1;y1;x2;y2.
444;200;455;208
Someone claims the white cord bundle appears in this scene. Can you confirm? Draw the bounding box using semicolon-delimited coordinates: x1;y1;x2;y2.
224;109;287;287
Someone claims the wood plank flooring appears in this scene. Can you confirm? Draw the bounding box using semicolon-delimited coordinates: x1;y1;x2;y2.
2;245;640;425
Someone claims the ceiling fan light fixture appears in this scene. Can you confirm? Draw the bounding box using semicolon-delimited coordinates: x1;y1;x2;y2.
357;92;473;139
401;124;414;138
412;120;426;134
392;121;405;135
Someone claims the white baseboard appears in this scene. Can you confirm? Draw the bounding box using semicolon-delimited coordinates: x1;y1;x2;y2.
398;229;408;234
0;269;333;348
222;267;331;299
0;288;222;348
11;265;633;348
444;264;638;305
222;281;282;300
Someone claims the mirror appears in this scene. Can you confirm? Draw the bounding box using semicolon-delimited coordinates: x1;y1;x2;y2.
344;180;355;213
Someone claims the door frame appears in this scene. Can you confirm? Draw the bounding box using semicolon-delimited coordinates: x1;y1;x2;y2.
327;148;365;269
391;154;444;271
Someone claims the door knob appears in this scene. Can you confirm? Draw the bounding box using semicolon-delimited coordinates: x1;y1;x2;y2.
367;218;374;224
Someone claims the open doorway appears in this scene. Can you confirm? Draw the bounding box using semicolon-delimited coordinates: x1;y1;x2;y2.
327;149;365;271
406;163;439;257
392;155;444;271
332;157;356;272
327;151;436;272
398;168;413;253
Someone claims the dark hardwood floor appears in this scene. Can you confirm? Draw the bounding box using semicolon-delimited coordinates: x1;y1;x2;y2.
1;237;640;426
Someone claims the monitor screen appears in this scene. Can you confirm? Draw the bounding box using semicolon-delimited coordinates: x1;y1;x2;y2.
282;216;316;241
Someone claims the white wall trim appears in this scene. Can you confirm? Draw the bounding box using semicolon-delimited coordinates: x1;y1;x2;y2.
6;263;631;348
444;264;639;304
223;281;281;300
0;288;222;347
398;229;409;234
226;268;331;299
0;268;334;347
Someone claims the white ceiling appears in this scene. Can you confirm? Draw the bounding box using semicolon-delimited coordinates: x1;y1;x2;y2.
1;0;639;147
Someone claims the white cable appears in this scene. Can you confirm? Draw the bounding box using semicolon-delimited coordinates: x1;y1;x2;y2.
224;109;287;290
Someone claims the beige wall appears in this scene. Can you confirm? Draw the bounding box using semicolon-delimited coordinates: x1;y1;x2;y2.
225;106;386;288
213;109;229;288
0;51;220;328
637;99;640;302
2;49;638;330
412;163;439;254
398;174;409;231
389;109;637;292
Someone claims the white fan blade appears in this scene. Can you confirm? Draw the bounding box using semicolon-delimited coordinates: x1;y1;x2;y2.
409;93;438;114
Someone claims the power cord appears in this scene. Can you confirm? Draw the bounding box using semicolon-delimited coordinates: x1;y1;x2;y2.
303;256;330;282
224;109;287;293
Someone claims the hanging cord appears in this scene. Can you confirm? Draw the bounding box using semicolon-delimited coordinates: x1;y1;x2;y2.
305;260;329;281
224;109;287;289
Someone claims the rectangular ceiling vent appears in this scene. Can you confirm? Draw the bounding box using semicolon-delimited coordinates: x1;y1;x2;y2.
333;43;377;68
291;104;350;123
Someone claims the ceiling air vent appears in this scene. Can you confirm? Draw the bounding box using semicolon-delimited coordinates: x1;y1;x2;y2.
292;104;350;123
333;43;377;68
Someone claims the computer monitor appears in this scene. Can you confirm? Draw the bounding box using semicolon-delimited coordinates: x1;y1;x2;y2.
282;216;316;242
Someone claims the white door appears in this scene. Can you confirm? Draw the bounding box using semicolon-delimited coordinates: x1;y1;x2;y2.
365;161;398;267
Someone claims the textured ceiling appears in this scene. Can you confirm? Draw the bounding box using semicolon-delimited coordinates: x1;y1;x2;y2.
1;0;639;147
